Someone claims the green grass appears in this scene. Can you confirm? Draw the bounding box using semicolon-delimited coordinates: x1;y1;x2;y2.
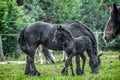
0;51;120;80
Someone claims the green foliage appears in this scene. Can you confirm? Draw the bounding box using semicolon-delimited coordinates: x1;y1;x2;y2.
78;0;120;50
0;0;34;58
23;0;120;50
24;0;81;23
1;0;120;58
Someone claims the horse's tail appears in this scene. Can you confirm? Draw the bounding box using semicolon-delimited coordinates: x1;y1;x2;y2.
18;26;32;58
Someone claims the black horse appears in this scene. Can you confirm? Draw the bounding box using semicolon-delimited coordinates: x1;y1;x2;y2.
103;3;120;42
19;20;98;76
53;25;102;76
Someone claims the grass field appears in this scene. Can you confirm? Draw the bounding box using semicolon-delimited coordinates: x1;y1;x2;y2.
0;51;120;80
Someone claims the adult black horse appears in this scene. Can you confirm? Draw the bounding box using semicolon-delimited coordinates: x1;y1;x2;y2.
103;3;120;42
19;20;98;76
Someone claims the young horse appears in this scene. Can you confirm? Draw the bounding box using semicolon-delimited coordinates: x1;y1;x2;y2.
103;3;120;42
53;25;102;76
19;20;98;76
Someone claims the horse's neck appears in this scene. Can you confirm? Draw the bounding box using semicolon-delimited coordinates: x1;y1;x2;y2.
66;36;74;41
117;8;120;35
63;38;74;48
66;31;75;40
89;53;98;62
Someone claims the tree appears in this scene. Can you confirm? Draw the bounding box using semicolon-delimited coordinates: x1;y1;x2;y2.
0;35;4;61
23;0;120;50
23;0;81;23
0;0;33;58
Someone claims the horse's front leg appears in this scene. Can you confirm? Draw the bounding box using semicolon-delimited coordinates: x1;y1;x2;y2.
81;53;86;74
69;57;75;76
61;58;69;75
76;54;82;75
61;53;74;75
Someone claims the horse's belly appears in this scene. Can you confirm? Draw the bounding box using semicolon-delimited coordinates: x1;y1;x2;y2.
42;43;63;51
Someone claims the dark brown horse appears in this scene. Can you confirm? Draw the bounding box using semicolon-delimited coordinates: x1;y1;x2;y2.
103;3;120;42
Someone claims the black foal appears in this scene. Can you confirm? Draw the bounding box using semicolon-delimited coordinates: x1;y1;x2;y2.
53;25;102;76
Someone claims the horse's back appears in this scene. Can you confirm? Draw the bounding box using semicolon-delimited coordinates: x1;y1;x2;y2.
70;21;97;54
26;21;51;31
75;36;92;49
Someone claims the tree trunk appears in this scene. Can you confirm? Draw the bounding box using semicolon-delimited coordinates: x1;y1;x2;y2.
0;35;4;61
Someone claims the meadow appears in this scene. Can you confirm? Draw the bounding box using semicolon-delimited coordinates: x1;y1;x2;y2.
0;51;120;80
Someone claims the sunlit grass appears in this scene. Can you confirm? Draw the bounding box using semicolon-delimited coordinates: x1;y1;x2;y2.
0;51;120;80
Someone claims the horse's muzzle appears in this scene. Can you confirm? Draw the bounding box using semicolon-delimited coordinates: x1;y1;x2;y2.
104;34;115;42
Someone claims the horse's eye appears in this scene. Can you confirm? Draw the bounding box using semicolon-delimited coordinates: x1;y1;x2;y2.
106;27;111;31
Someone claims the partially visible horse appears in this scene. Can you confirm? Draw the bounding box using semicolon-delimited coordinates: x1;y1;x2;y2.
53;25;102;76
19;21;98;76
103;3;120;42
36;45;56;64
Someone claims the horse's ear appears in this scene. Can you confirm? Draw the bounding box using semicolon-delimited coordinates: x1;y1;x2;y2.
57;25;58;28
56;25;62;31
57;25;60;30
112;3;117;13
59;25;63;31
59;25;62;29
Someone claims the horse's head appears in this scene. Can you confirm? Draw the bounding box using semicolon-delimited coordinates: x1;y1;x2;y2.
53;25;72;44
89;53;103;74
53;25;63;44
103;3;120;42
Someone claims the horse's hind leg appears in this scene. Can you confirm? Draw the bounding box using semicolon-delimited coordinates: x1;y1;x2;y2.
25;55;31;75
25;45;40;76
42;46;55;64
29;50;40;76
80;53;86;74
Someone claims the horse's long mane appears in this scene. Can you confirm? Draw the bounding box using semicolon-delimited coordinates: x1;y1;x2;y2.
62;28;74;39
68;21;96;43
69;21;98;55
112;6;120;35
58;25;74;41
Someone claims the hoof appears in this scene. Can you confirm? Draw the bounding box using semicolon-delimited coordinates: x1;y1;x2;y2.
76;71;83;75
31;71;41;76
25;72;30;75
76;69;83;75
81;71;84;75
25;70;31;75
25;71;41;76
72;73;75;76
61;68;68;75
62;59;65;62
